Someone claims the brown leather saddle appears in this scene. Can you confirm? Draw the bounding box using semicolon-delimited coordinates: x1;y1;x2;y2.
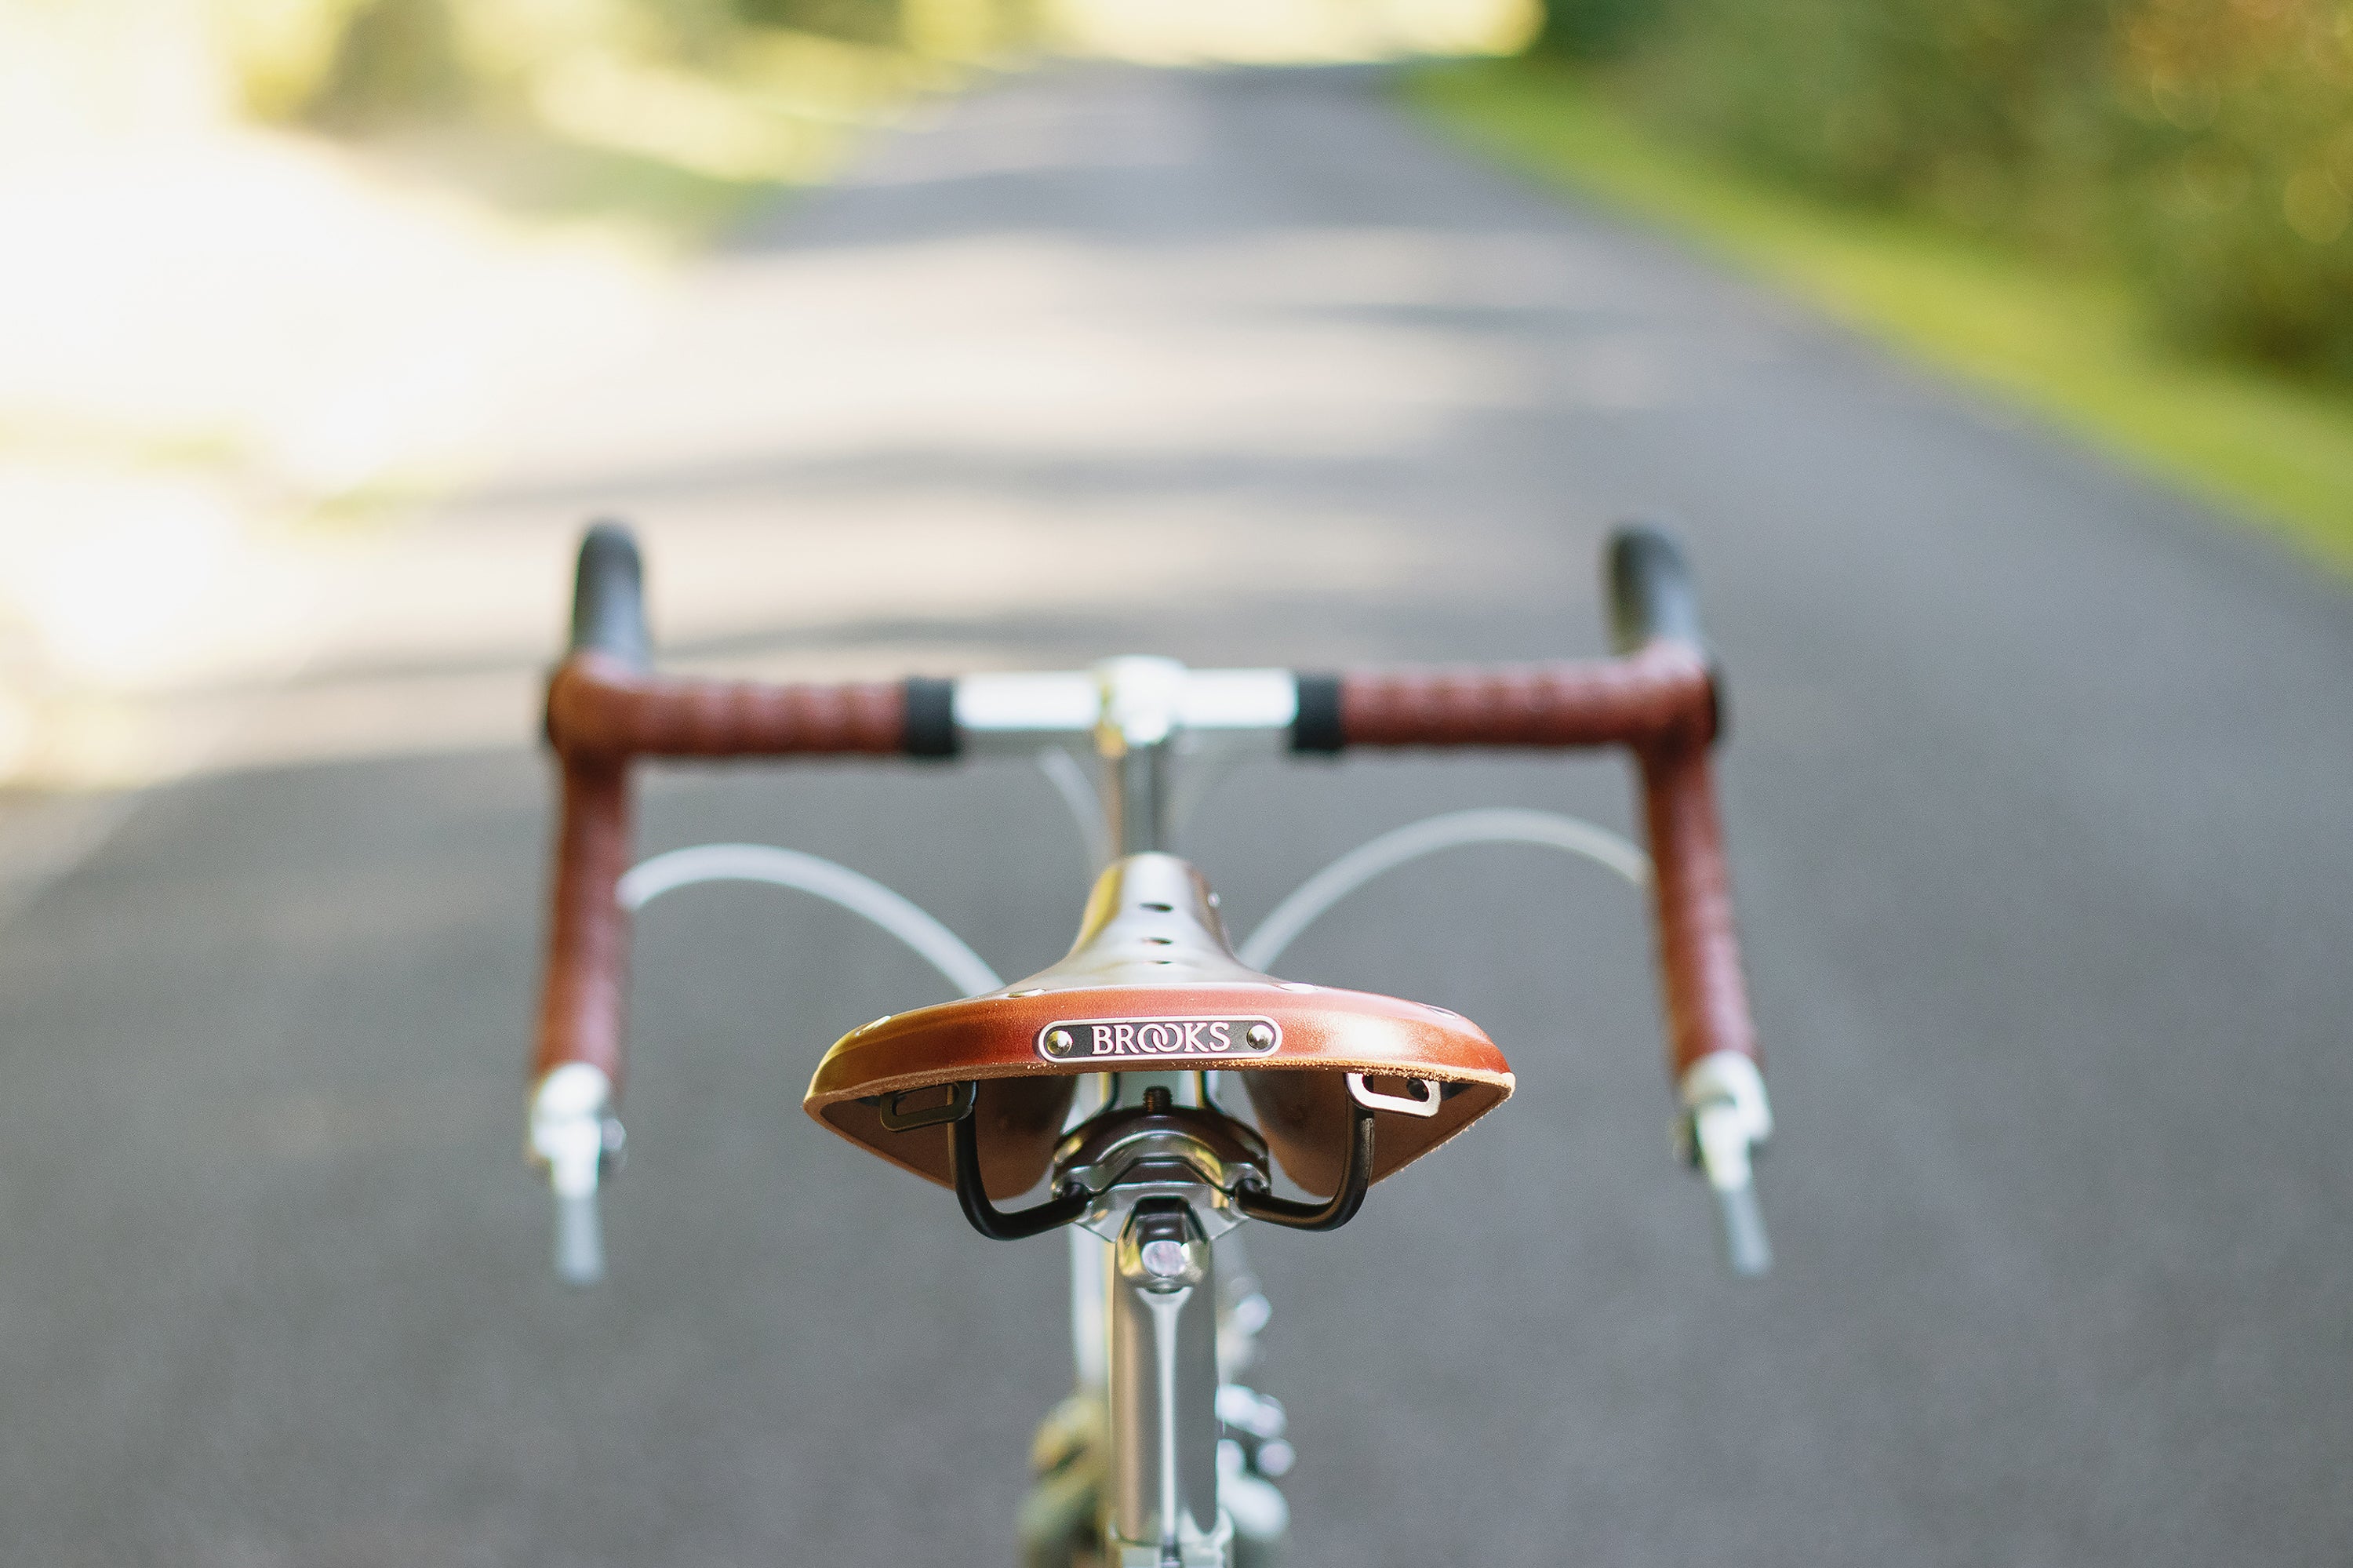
804;853;1515;1201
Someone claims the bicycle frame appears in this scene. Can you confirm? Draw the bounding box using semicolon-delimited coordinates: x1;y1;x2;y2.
523;522;1774;1568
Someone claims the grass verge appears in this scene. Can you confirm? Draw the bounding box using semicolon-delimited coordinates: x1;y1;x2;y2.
1409;57;2353;569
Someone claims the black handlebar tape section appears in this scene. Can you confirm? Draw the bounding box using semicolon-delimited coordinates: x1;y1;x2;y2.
570;520;651;670
1606;522;1727;743
1291;673;1345;752
902;677;960;757
1606;523;1707;656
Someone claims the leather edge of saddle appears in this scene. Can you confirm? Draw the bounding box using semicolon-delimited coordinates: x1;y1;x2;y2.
804;1060;1515;1198
810;1075;1078;1201
1243;1068;1513;1199
801;982;1516;1198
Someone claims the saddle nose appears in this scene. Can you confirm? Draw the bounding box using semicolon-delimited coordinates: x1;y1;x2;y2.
1016;853;1257;990
803;853;1515;1202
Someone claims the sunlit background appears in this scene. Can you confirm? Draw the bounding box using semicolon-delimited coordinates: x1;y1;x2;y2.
3;4;2349;1561
0;0;1530;809
4;0;2346;806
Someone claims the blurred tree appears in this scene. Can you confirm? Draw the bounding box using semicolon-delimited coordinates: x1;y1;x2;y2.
720;0;1027;53
1551;0;2353;380
900;0;1027;58
729;0;904;45
312;0;470;123
1533;0;1660;61
2107;0;2353;376
210;0;369;118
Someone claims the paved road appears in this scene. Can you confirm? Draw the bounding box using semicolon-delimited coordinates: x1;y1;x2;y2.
5;64;2350;1568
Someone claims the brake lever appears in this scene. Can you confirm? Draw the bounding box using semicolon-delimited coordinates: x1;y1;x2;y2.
1675;1051;1773;1277
529;1062;625;1285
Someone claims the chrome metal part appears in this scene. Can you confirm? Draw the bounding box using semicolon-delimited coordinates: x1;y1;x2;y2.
955;671;1100;745
1038;1016;1281;1066
1139;1237;1192;1280
963;664;1296;860
1036;745;1113;870
1213;1384;1286;1442
1212;1229;1271;1380
878;1079;976;1130
1095;657;1185;855
1216;1381;1297;1529
1110;735;1169;855
1107;1201;1230;1568
1675;1050;1776;1277
952;667;1297;755
1218;1445;1289;1568
1344;1071;1442;1119
1048;1088;1279;1566
527;1062;622;1286
1170;668;1298;737
1056;1104;1268;1245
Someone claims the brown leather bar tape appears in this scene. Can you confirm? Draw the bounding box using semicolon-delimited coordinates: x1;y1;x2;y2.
1335;638;1752;1081
532;758;635;1089
1637;737;1761;1078
547;653;909;761
1336;642;1715;751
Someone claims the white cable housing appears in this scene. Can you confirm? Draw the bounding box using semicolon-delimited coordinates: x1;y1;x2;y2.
1238;808;1650;971
616;843;1004;998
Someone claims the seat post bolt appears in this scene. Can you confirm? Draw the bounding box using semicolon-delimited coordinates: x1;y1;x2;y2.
1139;1239;1190;1279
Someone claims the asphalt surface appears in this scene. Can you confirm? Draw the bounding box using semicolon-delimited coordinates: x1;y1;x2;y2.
6;64;2351;1568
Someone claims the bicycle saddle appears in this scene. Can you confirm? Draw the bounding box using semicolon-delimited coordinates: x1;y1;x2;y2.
804;853;1513;1200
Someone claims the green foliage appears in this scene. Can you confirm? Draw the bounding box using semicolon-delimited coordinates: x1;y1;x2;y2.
2106;0;2353;377
312;0;471;126
223;0;1010;126
1533;0;1660;60
1413;58;2353;564
1635;0;2111;214
727;0;902;45
1544;0;2353;381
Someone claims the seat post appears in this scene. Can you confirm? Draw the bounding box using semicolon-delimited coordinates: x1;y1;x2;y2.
1106;1196;1230;1568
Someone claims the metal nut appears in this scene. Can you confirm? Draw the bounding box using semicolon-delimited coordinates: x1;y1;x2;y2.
1139;1239;1190;1279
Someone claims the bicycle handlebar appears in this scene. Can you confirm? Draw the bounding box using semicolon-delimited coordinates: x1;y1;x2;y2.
1315;649;1751;1082
1607;522;1708;657
528;521;1771;1277
570;521;651;668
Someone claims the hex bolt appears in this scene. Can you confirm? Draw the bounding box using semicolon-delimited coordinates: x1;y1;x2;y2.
1139;1239;1190;1279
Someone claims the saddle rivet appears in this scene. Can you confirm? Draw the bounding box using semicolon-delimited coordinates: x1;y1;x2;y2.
1045;1028;1074;1055
1246;1023;1275;1049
